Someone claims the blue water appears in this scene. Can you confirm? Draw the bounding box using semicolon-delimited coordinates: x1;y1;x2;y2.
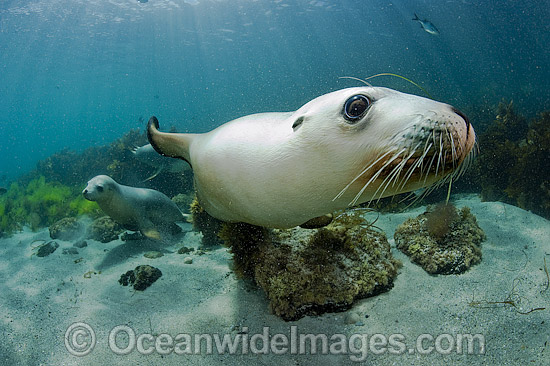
1;0;548;182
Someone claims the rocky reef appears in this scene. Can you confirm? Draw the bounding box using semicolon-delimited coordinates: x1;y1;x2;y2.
219;211;401;321
394;203;485;275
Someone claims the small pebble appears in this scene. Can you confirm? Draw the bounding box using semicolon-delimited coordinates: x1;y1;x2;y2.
73;240;88;248
183;257;193;264
144;251;164;259
344;312;361;325
62;247;79;255
178;246;194;254
36;241;59;257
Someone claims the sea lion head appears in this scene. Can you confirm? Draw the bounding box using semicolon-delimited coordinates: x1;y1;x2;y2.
287;87;476;205
82;175;118;203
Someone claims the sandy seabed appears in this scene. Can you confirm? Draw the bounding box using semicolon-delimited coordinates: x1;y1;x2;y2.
0;194;548;365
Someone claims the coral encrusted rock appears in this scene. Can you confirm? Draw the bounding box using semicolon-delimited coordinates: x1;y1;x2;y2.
49;217;82;240
119;265;162;291
220;212;401;320
394;203;486;275
87;216;124;243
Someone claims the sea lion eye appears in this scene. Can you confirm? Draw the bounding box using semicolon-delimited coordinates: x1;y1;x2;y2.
97;186;104;192
343;95;370;122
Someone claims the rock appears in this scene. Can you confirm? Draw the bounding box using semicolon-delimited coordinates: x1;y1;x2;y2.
35;241;59;257
87;216;124;243
119;265;162;291
143;251;164;259
183;257;193;264
344;312;361;325
190;197;224;247
73;240;88;248
394;204;486;275
121;232;143;241
219;211;401;320
62;247;79;255
177;246;194;254
49;217;82;240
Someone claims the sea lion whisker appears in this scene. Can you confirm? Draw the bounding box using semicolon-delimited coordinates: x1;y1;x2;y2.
433;131;445;178
338;76;373;87
348;148;406;206
372;149;414;203
423;149;438;185
393;143;422;190
376;163;406;203
399;151;425;191
418;141;433;177
448;128;457;169
334;149;395;201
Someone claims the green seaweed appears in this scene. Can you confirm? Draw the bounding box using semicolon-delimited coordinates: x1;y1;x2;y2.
0;176;100;236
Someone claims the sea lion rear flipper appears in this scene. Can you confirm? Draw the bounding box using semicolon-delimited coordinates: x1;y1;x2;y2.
147;116;195;166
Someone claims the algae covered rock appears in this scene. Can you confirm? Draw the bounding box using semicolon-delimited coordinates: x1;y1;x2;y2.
220;212;401;321
190;197;223;247
34;241;59;257
394;203;486;275
87;216;124;243
119;265;162;291
49;217;82;240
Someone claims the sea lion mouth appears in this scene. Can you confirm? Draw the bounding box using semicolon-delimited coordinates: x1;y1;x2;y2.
334;125;476;206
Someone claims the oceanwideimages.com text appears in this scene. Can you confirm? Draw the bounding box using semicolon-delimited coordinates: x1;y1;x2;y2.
65;322;485;361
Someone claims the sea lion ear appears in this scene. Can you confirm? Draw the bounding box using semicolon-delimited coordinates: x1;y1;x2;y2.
147;116;193;166
292;116;305;131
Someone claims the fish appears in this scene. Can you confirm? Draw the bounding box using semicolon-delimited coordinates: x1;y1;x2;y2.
412;13;440;35
132;144;190;181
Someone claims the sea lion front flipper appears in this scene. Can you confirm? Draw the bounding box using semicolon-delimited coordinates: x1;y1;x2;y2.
142;228;161;240
139;218;161;240
299;213;333;229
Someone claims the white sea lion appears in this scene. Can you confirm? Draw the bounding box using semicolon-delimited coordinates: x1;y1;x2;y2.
146;86;476;229
82;175;185;240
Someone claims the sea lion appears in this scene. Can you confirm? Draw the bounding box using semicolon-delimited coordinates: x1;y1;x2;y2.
82;175;185;240
132;143;189;181
147;86;476;229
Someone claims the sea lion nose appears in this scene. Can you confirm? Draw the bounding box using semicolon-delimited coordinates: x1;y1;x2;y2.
82;189;88;195
452;107;470;130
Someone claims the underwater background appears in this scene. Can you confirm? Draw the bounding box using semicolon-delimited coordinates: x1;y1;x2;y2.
0;0;548;183
1;2;550;365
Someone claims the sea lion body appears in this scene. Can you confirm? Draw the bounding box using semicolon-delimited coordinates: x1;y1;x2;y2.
147;87;476;228
83;175;184;239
